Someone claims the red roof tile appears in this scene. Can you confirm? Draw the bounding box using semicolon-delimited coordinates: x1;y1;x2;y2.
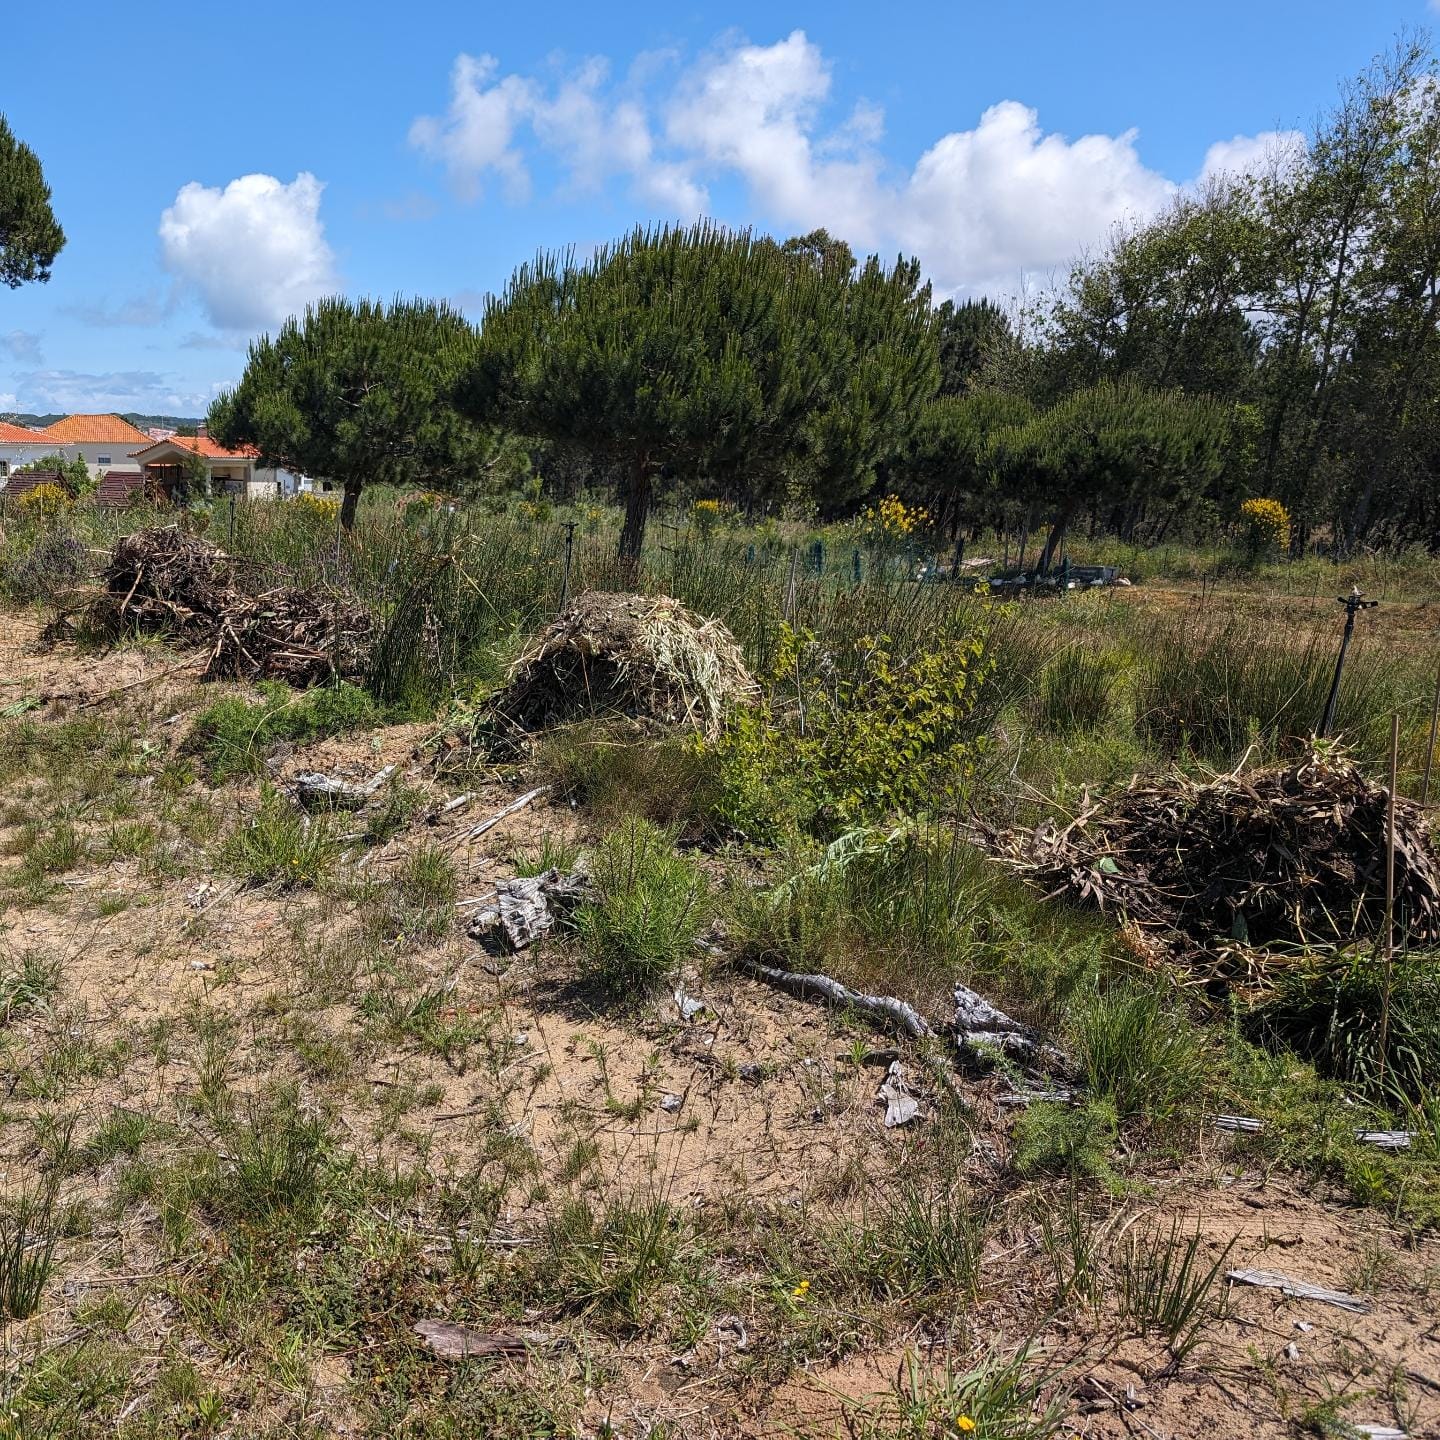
129;434;260;461
0;421;48;444
41;414;153;445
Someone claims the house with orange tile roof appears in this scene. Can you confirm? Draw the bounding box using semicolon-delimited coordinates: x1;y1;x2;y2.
38;413;151;478
127;424;287;500
0;420;53;484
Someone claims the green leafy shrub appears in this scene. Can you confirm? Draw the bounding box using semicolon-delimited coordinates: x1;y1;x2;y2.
188;681;378;781
1011;1097;1119;1183
575;818;707;993
704;623;990;841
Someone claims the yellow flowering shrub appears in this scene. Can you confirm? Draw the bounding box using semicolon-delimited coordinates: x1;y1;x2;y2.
293;491;341;522
1239;497;1291;556
691;498;737;536
15;482;72;519
855;494;930;551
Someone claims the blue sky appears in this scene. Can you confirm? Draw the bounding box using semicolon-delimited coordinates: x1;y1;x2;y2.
0;0;1430;418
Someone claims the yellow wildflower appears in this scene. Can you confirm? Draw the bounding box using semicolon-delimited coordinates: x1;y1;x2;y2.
955;1417;976;1434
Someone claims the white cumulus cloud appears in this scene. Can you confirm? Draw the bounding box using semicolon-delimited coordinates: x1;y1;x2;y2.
665;30;885;240
409;54;537;203
159;173;337;332
410;31;1288;299
1197;129;1306;186
899;101;1180;294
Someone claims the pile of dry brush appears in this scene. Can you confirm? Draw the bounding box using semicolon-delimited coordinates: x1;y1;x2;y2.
488;590;756;739
64;526;372;686
986;750;1440;982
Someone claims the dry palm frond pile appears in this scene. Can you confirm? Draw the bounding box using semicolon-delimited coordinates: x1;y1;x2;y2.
986;750;1440;973
490;591;756;739
74;525;373;686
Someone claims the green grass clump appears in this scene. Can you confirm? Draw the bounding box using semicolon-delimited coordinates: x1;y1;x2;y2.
536;724;722;832
1134;615;1406;768
1038;644;1122;736
575;818;707;993
0;951;60;1021
839;1180;988;1318
1069;981;1212;1128
220;785;337;888
1114;1218;1234;1359
0;1183;61;1319
188;680;379;781
845;1345;1067;1440
534;1195;695;1330
1246;949;1440;1102
379;843;459;940
728;827;1107;1022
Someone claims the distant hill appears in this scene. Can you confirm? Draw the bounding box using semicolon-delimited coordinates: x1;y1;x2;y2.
0;412;202;432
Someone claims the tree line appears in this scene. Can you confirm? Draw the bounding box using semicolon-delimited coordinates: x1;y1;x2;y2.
203;33;1440;561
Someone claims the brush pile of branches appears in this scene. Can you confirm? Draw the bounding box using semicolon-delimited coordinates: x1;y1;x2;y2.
98;526;233;641
985;750;1440;974
489;591;756;739
208;582;374;685
77;526;372;686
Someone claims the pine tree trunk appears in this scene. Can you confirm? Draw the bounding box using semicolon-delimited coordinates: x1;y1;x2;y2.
1038;497;1080;575
340;478;363;531
618;457;652;563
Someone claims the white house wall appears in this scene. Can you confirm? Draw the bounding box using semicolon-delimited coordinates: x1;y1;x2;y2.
57;442;142;478
0;443;52;478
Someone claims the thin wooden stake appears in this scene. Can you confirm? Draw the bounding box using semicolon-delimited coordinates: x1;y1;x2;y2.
1377;712;1399;1095
1421;661;1440;806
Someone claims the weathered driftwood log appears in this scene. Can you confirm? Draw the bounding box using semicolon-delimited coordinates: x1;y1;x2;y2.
467;868;590;952
733;956;934;1038
288;764;395;811
951;982;1063;1069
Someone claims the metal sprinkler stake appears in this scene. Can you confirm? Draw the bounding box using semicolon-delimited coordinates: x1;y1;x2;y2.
1319;586;1379;738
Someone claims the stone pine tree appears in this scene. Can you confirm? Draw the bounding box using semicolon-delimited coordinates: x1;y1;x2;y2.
0;114;65;288
896;390;1035;533
465;222;938;559
209;296;485;530
992;380;1231;572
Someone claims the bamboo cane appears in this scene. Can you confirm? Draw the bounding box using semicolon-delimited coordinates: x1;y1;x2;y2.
1377;713;1399;1095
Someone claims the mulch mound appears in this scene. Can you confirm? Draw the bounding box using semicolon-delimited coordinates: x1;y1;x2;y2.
489;590;756;739
985;751;1440;976
73;525;373;686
